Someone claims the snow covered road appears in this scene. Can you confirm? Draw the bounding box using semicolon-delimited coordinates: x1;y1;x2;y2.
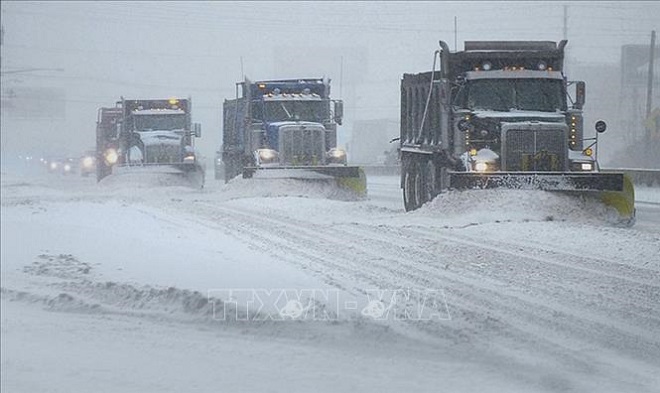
2;167;659;392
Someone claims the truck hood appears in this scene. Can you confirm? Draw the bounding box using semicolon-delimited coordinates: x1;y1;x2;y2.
137;130;184;147
472;110;566;122
267;121;325;129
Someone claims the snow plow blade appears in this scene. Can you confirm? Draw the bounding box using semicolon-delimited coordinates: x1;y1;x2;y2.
449;171;635;224
243;166;367;198
102;163;205;189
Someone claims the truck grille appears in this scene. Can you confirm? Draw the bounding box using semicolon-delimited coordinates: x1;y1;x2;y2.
144;144;181;164
503;126;567;171
279;126;326;166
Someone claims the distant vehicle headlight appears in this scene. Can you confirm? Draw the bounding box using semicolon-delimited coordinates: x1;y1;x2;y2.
63;164;72;172
82;156;94;168
183;155;196;163
50;162;58;170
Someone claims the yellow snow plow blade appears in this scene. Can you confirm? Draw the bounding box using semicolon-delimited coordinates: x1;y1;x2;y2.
336;167;367;197
600;173;635;223
449;171;636;225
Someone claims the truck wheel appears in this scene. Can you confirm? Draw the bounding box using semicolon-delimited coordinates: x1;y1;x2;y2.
421;161;436;204
403;161;422;211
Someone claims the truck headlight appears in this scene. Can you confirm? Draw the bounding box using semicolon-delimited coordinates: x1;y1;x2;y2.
256;149;279;165
474;161;488;172
104;148;118;165
82;156;94;168
469;148;499;172
570;161;594;171
183;155;196;163
326;148;347;164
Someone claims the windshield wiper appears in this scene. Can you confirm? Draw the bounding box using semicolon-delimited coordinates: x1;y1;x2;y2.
280;103;293;119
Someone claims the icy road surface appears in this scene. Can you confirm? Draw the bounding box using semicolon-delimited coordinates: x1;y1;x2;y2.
2;166;659;393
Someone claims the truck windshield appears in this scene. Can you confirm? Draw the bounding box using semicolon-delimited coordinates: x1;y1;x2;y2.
459;78;566;112
134;114;187;131
253;100;329;122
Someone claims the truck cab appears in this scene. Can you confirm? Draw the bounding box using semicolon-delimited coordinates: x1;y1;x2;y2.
222;78;346;181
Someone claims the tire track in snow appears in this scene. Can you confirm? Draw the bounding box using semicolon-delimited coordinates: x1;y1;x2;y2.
163;199;660;379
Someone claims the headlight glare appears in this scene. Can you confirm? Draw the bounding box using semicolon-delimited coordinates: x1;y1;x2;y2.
474;161;488;172
104;148;119;165
256;149;279;165
82;156;94;168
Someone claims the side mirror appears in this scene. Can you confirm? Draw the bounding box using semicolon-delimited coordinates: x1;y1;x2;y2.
333;100;343;125
193;123;202;138
595;120;607;133
574;81;586;110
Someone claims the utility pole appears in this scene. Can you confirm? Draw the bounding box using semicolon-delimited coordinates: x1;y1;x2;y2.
339;55;343;99
562;5;568;41
646;30;656;119
562;5;570;74
453;16;457;51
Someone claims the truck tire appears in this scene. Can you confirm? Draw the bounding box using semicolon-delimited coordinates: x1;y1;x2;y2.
421;160;436;204
403;161;423;211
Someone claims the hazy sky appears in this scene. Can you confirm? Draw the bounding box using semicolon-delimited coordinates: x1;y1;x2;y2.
1;1;659;162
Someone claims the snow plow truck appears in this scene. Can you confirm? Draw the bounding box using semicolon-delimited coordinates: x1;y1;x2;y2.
96;97;204;188
220;77;367;197
399;40;635;225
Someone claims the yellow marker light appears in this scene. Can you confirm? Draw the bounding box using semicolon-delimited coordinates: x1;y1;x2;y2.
584;148;593;156
258;84;266;89
469;148;478;156
168;98;179;105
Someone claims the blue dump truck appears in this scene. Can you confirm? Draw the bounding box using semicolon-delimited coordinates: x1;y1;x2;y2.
96;97;204;188
399;40;635;225
220;77;366;197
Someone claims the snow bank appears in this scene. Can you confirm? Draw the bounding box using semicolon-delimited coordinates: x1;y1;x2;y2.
417;188;620;226
219;175;363;201
98;167;202;190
